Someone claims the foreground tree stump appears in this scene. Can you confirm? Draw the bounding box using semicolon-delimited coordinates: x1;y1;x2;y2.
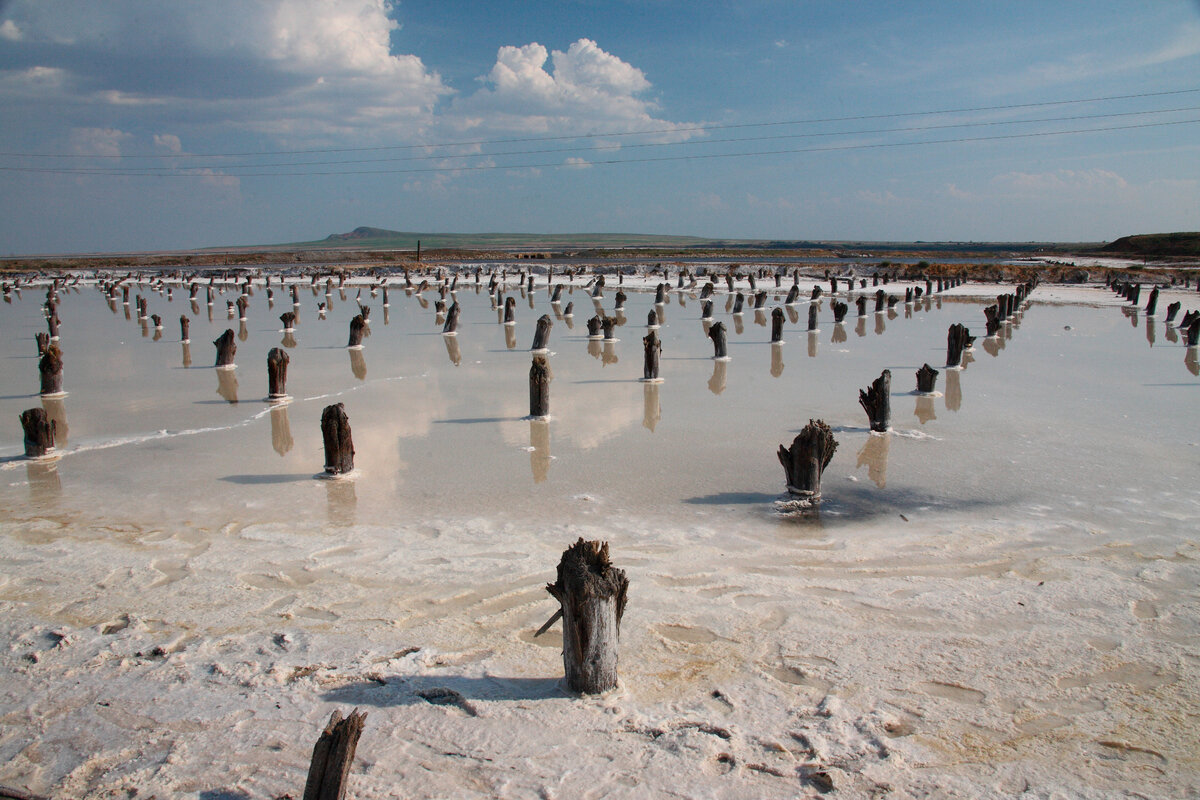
916;363;939;393
543;539;629;694
321;403;354;475
858;369;891;432
777;418;838;502
39;345;64;396
302;708;367;800
214;329;237;367
267;347;290;399
643;330;662;380
708;321;728;358
530;355;552;417
19;408;56;458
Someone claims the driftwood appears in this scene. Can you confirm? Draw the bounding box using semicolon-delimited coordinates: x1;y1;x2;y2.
771;307;784;343
19;408;56;458
39;345;64;395
777;418;838;501
916;363;939;393
214;329;236;367
947;323;970;368
643;331;661;380
807;303;819;331
531;314;553;351
267;347;289;399
321;403;355;475
530;355;552;417
543;539;629;694
347;314;366;348
858;369;891;432
708;321;728;358
302;708;367;800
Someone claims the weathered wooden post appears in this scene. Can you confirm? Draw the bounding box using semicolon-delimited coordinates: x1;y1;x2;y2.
562;301;575;320
177;315;190;343
832;300;848;324
646;309;659;329
531;313;553;352
39;345;64;396
1145;287;1159;316
35;331;49;356
708;320;728;358
504;295;517;325
347;314;366;348
732;292;745;314
541;539;628;695
856;296;867;317
754;290;767;309
20;408;56;458
771;307;785;343
642;330;662;380
654;283;667;305
777;419;838;504
1166;301;1181;324
807;303;819;332
916;363;939;394
1187;317;1200;348
984;305;1000;337
947;323;970;368
858;369;891;432
873;289;886;314
830;276;839;294
302;708;367;800
267;347;289;400
321;403;354;475
442;301;460;334
214;329;237;367
699;282;713;300
785;285;800;305
701;299;714;320
236;295;249;320
281;311;296;332
601;316;616;341
529;354;552;418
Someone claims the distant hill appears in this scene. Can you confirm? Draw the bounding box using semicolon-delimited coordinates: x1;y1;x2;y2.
307;227;717;250
1100;232;1200;257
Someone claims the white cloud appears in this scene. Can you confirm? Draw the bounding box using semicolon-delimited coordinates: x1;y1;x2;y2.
69;127;131;157
154;134;183;153
0;19;22;40
992;168;1128;194
564;157;591;169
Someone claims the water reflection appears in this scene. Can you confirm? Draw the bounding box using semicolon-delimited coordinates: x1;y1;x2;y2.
770;342;784;377
982;337;1000;357
182;342;192;367
1186;348;1199;377
914;395;937;425
281;331;297;348
831;322;847;344
708;359;728;395
1146;318;1156;347
945;368;962;412
602;341;619;366
643;382;661;431
855;317;866;338
733;315;744;336
41;396;68;446
325;478;357;527
587;340;603;360
1166;325;1179;345
238;320;249;341
529;419;551;483
348;348;367;380
271;405;294;456
444;334;462;366
874;314;886;336
786;306;799;325
754;309;767;327
808;330;819;358
856;433;890;488
26;461;62;504
216;367;239;403
505;326;517;350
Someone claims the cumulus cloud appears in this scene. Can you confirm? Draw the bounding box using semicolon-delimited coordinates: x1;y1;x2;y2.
992;168;1128;194
69;127;131;157
153;133;182;153
0;20;22;40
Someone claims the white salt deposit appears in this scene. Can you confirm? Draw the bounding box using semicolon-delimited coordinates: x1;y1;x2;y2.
0;270;1198;797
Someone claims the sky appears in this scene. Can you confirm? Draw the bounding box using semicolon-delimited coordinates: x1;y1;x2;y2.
1;0;1199;255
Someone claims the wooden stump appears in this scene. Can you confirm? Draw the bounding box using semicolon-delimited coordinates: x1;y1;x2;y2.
552;284;564;302
347;314;366;348
504;296;517;324
767;307;784;343
214;329;237;367
701;299;714;320
1166;301;1181;323
563;301;574;319
785;285;799;305
916;363;939;393
1145;287;1159;316
544;539;629;695
530;354;552;417
699;282;713;300
20;408;56;458
267;347;289;399
858;369;891;432
708;321;728;358
754;291;767;309
531;313;553;350
280;311;296;331
832;300;848;323
807;303;819;331
39;345;64;395
654;283;666;304
984;305;1000;337
947;323;969;368
777;418;838;501
643;330;661;380
732;293;745;314
321;403;355;475
856;296;867;317
302;708;367;800
1187;318;1200;348
150;314;162;329
874;289;886;313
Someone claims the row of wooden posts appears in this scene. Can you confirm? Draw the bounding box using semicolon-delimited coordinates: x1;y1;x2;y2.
1109;279;1200;346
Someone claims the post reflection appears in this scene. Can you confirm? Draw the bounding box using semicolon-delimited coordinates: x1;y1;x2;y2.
238;320;249;341
874;313;885;336
505;326;517;350
1146;318;1156;347
182;342;193;367
349;348;367;380
587;339;602;360
602;341;619;366
27;461;62;504
914;395;937;424
1186;348;1199;377
708;359;727;395
643;382;661;431
855;317;866;338
271;404;294;456
856;432;890;488
945;368;962;412
41;396;68;447
808;330;819;358
831;322;847;344
444;334;462;366
529;419;551;483
770;342;784;377
325;478;357;527
216;368;239;404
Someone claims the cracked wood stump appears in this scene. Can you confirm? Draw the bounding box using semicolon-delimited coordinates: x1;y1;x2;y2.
544;539;629;694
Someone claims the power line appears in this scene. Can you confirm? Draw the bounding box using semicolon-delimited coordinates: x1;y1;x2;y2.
22;104;1199;174
1;86;1198;160
4;117;1196;178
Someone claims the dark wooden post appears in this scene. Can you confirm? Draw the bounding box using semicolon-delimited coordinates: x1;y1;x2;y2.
236;295;248;320
771;307;784;342
1145;287;1159;316
529;354;553;417
643;330;661;380
601;316;616;340
1166;301;1181;324
358;303;371;322
281;311;296;331
858;369;891;432
347;314;366;348
732;292;745;314
302;708;367;800
708;321;728;358
543;539;628;695
754;290;767;309
532;313;553;351
856;296;867;317
654;283;666;304
1187;318;1200;347
699;282;713;300
214;329;237;367
807;303;819;331
151;314;162;330
20;408;56;458
442;301;460;334
563;301;574;319
321;403;354;475
947;323;969;368
504;296;517;324
267;347;289;400
916;363;939;393
777;418;838;502
832;300;848;323
811;285;823;302
874;289;886;313
35;332;49;356
785;285;800;305
646;309;659;328
701;299;714;320
984;305;1000;337
180;315;191;342
552;284;564;302
39;345;64;396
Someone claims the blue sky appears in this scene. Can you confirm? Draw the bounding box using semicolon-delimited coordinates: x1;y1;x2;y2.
1;0;1198;254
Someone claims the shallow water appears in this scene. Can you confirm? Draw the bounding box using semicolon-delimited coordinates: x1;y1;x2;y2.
1;275;1198;798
